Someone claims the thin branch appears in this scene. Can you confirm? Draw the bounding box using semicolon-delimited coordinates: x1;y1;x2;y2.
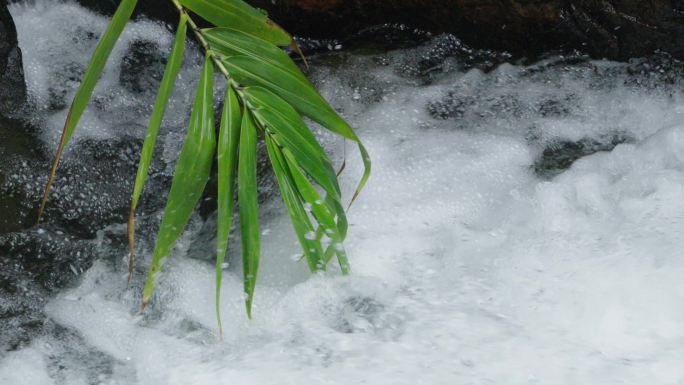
170;0;231;80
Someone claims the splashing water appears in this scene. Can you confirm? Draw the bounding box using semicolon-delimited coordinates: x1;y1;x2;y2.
2;2;684;385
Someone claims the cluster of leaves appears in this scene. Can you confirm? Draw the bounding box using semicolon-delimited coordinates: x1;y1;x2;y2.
37;0;370;332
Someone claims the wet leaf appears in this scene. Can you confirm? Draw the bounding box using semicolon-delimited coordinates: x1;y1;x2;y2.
215;86;241;334
281;147;350;273
265;134;324;271
238;110;260;318
142;57;216;307
242;86;340;201
222;55;371;206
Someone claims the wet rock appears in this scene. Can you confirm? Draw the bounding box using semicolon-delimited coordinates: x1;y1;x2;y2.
71;0;684;61
395;34;512;83
0;227;96;352
249;0;684;61
0;0;26;116
533;134;632;178
428;92;477;120
120;40;166;95
75;0;177;24
0;116;44;233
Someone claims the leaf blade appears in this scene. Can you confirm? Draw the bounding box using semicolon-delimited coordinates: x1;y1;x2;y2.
215;86;241;334
128;13;188;279
179;0;291;46
142;57;216;307
242;87;340;201
265;134;324;271
222;55;371;207
38;0;138;221
238;110;260;318
281;148;350;273
202;27;302;76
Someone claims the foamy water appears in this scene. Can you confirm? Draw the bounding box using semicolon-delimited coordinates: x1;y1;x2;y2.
2;2;684;384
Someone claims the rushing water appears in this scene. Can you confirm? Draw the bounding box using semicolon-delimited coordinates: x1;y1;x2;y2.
2;2;684;384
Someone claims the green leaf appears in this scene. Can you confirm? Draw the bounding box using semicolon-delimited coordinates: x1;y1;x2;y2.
265;134;324;272
241;86;340;201
202;27;303;76
281;149;350;273
215;86;241;334
178;0;291;46
38;0;137;221
128;14;188;279
221;55;371;206
142;57;216;307
238;110;260;318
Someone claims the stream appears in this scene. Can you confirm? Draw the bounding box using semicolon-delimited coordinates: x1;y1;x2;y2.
2;1;684;384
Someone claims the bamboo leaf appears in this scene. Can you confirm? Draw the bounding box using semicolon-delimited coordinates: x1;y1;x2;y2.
241;86;340;201
265;135;324;271
281;148;350;273
222;55;371;206
179;0;291;46
38;0;137;221
281;148;339;240
202;27;303;76
215;86;241;334
128;14;188;279
238;110;260;318
142;57;216;307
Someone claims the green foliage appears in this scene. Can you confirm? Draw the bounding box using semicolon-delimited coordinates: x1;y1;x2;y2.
215;86;241;333
237;110;260;319
128;13;188;278
38;0;370;328
142;56;216;307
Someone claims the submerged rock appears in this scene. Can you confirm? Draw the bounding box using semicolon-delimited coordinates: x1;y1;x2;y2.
533;134;632;178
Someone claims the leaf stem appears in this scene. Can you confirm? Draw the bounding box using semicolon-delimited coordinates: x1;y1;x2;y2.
170;0;231;80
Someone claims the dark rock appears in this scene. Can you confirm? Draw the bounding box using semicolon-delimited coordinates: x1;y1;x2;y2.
0;116;42;233
70;0;684;61
0;0;26;117
0;226;96;351
533;134;632;178
120;40;167;95
428;92;477;120
249;0;684;61
75;0;177;24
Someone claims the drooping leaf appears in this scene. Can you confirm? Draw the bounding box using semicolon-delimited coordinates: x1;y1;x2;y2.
142;57;216;307
281;148;350;273
241;87;340;201
221;55;371;206
265;135;324;271
215;86;241;334
179;0;291;46
281;149;339;240
202;27;303;76
238;110;260;318
38;0;137;221
128;13;188;279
